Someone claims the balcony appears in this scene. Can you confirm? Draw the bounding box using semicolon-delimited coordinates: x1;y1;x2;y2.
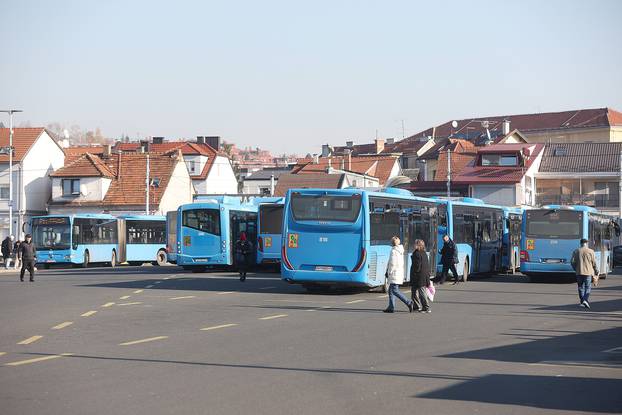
536;194;619;209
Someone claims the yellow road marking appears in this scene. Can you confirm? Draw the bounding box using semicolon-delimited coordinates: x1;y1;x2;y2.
200;323;238;331
101;302;115;308
6;353;73;367
52;322;73;330
0;352;6;357
119;295;131;300
118;302;143;306
119;336;168;346
17;335;43;345
218;291;235;295
169;296;196;300
81;310;97;317
259;314;288;320
133;289;144;294
345;299;365;304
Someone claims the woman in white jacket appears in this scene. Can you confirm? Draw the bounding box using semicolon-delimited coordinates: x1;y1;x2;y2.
383;236;414;313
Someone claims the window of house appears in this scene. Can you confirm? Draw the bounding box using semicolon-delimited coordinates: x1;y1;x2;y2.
0;185;9;200
481;154;518;166
594;182;619;208
186;161;196;173
62;179;81;196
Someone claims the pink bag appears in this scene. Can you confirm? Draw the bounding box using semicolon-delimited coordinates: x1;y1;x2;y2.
426;282;436;302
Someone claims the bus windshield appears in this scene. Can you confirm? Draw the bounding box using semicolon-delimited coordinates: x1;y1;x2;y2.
182;209;221;235
291;193;362;222
526;210;582;239
260;205;283;234
32;217;72;250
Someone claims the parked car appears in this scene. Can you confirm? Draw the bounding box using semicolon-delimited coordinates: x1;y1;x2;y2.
613;246;622;267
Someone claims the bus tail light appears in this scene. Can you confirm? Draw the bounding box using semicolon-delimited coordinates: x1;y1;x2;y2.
352;247;367;272
258;236;264;252
520;250;529;263
282;245;294;270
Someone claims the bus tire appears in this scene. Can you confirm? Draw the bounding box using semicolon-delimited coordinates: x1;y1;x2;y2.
155;249;167;266
110;250;117;268
82;251;90;268
462;259;469;282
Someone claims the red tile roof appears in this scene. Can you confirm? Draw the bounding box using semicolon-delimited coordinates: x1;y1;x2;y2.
64;146;106;163
292;155;399;184
0;128;58;162
51;153;115;178
433;139;478;181
274;173;344;196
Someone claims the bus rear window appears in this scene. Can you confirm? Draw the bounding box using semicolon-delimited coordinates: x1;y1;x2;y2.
525;210;582;239
291;194;361;222
260;205;283;234
182;209;221;235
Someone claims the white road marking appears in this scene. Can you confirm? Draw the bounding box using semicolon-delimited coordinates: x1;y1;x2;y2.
119;295;131;300
0;352;6;357
119;336;168;346
345;299;366;304
117;302;143;306
101;302;115;308
145;285;155;288
154;281;162;284
200;323;238;331
169;296;196;300
377;294;389;298
602;346;622;353
81;310;97;317
218;291;235;295
133;290;144;294
6;353;73;367
52;322;73;330
259;314;288;320
17;335;43;345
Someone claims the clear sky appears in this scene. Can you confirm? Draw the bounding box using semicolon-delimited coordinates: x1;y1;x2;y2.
1;0;621;154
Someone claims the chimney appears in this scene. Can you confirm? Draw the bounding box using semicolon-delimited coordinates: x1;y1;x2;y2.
340;157;345;170
117;152;122;179
140;140;149;153
103;144;112;158
312;154;319;164
152;136;164;144
196;136;205;144
204;136;220;150
386;138;395;145
321;144;331;157
375;138;385;153
345;149;352;170
346;140;354;148
503;120;511;135
327;157;332;169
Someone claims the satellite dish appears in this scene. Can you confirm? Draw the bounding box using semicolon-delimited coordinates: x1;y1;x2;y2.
451;121;458;129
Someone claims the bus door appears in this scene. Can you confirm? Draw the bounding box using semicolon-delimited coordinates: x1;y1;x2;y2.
116;219;127;263
400;211;410;283
428;206;438;278
473;218;482;273
229;211;258;265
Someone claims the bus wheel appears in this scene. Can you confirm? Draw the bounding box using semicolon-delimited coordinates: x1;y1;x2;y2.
462;259;469;282
155;250;167;266
110;250;117;268
82;251;90;268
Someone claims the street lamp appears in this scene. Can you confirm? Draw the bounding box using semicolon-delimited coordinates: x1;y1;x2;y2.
0;109;23;238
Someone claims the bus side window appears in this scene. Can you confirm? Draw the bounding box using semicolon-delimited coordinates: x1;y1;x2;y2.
72;225;80;249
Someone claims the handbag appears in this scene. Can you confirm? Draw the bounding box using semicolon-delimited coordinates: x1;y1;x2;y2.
425;282;435;302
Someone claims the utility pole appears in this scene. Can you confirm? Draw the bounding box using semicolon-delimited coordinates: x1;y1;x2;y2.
0;109;22;238
447;147;452;198
146;154;150;215
619;151;622;219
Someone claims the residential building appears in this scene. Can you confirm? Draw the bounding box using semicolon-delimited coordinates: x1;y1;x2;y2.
47;151;194;215
242;167;292;195
291;154;401;186
456;143;545;206
536;143;622;216
0;128;65;239
274;172;379;197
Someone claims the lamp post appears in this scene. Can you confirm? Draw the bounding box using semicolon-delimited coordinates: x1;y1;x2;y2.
0;110;22;238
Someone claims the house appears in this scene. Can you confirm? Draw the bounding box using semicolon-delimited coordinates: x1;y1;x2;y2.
47;150;194;215
536;143;622;216
291;154;401;186
242;167;292;195
274;172;379;197
455;143;545;206
0;128;65;239
114;137;238;195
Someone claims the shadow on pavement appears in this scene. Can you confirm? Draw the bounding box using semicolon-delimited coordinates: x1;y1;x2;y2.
417;373;622;413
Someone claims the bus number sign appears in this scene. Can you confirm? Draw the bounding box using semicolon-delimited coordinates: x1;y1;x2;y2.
526;239;535;250
264;237;272;248
288;233;298;248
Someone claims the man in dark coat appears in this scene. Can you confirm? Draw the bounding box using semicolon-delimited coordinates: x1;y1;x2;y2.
439;234;459;285
18;234;37;282
410;239;431;312
1;235;14;269
235;232;253;282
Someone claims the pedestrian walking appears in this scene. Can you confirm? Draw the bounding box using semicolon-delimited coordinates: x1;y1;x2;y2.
439;234;459;284
410;239;431;313
235;232;253;282
18;234;37;282
383;236;414;313
571;238;598;310
2;234;14;269
13;239;21;270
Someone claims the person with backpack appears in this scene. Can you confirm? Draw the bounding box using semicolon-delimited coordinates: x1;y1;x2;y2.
2;235;14;269
235;232;253;282
439;234;459;285
410;239;431;313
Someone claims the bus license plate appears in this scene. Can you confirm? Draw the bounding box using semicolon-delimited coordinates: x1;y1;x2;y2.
315;266;333;272
544;259;562;263
46;260;56;263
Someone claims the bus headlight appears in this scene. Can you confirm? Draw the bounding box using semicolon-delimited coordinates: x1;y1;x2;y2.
64;254;73;260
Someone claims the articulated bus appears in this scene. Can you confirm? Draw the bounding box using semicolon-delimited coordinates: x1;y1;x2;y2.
31;214;167;267
520;205;616;281
255;197;285;266
434;198;504;281
120;215;167;266
281;188;438;291
502;207;522;273
171;196;258;272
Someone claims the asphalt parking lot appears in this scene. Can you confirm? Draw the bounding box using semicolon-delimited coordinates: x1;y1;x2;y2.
0;266;620;415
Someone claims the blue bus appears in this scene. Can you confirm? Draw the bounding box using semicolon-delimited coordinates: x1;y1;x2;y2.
120;215;167;266
172;196;258;272
434;198;504;281
31;214;168;268
520;205;616;281
256;198;285;266
502;207;522;273
281;188;438;291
